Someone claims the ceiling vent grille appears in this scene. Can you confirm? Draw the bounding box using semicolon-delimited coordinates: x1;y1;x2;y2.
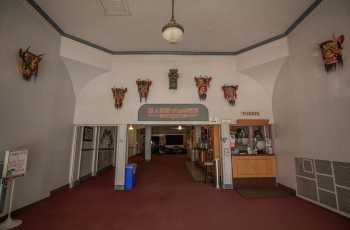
99;0;131;16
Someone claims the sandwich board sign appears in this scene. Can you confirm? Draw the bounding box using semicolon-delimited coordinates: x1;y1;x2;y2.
2;150;28;179
0;150;28;230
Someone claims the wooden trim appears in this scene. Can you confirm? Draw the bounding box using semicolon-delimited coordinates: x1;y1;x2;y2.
212;126;221;160
232;155;276;178
233;153;275;156
236;119;270;126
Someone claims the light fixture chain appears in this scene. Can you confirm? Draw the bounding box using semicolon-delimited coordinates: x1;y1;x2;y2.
162;0;184;44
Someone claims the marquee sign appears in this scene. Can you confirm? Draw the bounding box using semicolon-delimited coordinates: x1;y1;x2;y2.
138;104;209;121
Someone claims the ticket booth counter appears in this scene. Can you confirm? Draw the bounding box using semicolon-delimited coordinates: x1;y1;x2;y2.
230;119;276;188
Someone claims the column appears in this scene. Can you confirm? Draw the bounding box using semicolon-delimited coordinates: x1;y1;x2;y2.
145;126;152;161
115;124;127;190
212;125;221;160
68;125;78;188
221;121;233;189
112;126;118;167
192;126;201;162
91;126;99;176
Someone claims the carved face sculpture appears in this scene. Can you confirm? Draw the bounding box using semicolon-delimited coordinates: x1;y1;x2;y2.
136;79;152;102
222;85;239;105
168;69;179;90
194;76;212;100
18;47;43;81
111;88;127;109
320;35;345;72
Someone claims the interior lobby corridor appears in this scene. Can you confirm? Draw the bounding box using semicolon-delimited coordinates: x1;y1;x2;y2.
2;0;350;228
11;155;350;230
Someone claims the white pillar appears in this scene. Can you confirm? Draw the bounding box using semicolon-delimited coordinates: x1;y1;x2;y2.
112;126;118;167
192;126;201;162
91;126;98;176
221;122;233;189
115;124;127;190
145;126;152;161
94;127;101;173
68;125;78;188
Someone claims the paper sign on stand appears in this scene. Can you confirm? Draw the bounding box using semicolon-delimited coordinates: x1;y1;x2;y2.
0;150;28;230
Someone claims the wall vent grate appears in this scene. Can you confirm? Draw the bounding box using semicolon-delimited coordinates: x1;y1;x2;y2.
295;157;350;218
99;0;131;16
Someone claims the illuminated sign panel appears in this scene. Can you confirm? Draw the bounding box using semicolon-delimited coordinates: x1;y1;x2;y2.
138;104;209;121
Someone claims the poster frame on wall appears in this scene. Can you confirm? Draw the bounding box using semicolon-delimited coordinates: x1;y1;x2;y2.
2;150;28;179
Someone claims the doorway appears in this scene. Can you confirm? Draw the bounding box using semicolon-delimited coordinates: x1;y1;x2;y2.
127;124;220;186
151;136;160;154
69;125;118;187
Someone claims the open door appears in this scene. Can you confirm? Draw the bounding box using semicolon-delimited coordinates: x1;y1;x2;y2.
96;126;117;174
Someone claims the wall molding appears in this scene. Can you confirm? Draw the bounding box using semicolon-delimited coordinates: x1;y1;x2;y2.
26;0;323;56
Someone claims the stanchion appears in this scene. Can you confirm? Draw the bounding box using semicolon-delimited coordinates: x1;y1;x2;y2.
0;179;22;230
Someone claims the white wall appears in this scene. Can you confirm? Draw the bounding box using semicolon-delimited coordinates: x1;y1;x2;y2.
60;37;112;71
60;37;112;98
74;55;273;124
236;37;289;71
0;0;75;212
273;0;350;189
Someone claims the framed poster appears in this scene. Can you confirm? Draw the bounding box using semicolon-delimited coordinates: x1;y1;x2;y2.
83;127;94;141
2;150;28;179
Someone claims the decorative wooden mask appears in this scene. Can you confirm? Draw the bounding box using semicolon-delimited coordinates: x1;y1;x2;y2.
111;87;127;109
222;85;239;105
168;69;179;90
18;47;43;81
136;79;152;102
320;35;345;72
194;75;212;100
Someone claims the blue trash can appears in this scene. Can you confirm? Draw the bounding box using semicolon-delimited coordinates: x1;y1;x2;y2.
125;163;137;190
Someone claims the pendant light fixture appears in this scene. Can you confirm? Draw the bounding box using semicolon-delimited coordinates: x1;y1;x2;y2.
162;0;184;44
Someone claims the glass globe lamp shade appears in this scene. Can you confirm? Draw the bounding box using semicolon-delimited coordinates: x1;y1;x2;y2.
162;20;184;44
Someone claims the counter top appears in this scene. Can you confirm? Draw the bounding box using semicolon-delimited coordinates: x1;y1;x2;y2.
232;153;275;156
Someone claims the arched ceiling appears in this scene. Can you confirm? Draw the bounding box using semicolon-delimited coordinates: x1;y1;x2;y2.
28;0;321;54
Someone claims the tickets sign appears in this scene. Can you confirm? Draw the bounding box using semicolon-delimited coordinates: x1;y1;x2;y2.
2;150;28;178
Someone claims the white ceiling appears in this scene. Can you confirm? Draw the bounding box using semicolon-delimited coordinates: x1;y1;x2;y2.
33;0;316;52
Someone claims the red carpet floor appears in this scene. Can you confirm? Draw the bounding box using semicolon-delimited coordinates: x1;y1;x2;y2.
14;155;350;230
